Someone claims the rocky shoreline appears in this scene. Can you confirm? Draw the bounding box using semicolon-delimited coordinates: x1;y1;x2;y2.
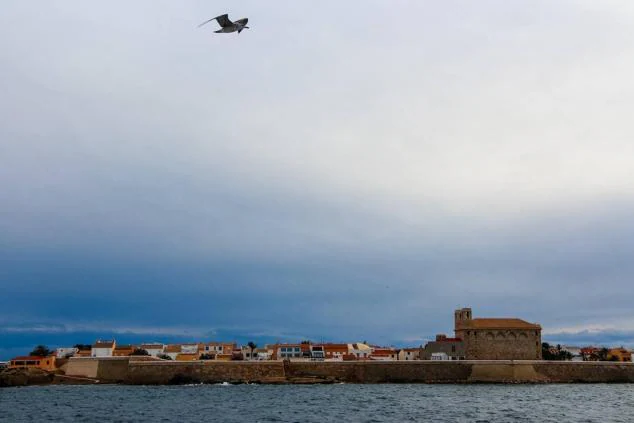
0;368;102;388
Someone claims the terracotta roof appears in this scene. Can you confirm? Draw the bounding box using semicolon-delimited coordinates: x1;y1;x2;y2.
457;318;541;330
140;344;164;349
371;350;396;356
323;344;349;353
164;345;182;353
93;341;115;348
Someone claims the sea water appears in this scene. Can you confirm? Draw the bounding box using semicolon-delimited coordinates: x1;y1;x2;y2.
1;383;633;422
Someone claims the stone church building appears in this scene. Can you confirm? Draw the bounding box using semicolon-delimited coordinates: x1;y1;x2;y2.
454;307;542;360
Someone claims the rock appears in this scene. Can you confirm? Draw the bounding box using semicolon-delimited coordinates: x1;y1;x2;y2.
0;368;55;387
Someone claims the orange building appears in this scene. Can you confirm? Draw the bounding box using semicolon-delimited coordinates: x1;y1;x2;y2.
9;356;56;371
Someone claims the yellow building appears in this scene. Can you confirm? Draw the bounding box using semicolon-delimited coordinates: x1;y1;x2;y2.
175;353;198;361
607;347;632;362
9;356;56;371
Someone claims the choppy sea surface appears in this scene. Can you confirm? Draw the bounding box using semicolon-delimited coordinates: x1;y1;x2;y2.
1;384;633;422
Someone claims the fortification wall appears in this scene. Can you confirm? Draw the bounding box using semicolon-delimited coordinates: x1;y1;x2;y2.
67;359;634;385
96;358;130;382
287;361;473;383
533;361;634;383
66;358;101;379
126;361;285;385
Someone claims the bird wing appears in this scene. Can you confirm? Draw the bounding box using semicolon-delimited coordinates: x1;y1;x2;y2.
198;14;233;28
234;18;248;26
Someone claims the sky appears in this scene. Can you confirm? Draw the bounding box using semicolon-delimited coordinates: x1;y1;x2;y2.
1;0;634;359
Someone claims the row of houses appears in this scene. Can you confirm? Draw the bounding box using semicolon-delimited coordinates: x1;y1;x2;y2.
51;340;423;362
8;340;633;373
6;308;633;370
49;337;634;363
578;346;632;362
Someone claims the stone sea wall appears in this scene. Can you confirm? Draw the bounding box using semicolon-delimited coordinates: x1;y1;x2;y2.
126;361;285;384
65;359;634;385
66;358;101;379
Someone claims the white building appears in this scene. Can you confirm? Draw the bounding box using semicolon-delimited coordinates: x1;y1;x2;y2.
91;340;115;357
349;343;373;359
181;344;199;354
276;344;302;359
241;346;257;360
202;343;224;355
140;344;165;357
431;352;450;361
310;345;325;360
255;348;272;361
398;348;421;361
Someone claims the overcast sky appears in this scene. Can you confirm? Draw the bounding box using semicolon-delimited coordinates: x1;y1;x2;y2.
2;0;634;359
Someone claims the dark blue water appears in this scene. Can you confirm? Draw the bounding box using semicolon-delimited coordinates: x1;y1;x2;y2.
1;384;633;422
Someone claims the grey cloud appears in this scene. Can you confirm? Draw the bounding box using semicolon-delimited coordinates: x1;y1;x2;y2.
545;330;634;348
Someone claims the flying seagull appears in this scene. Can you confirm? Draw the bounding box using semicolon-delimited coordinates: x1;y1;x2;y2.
198;14;249;34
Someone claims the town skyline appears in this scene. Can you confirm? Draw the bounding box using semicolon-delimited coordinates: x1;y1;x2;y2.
2;308;631;361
